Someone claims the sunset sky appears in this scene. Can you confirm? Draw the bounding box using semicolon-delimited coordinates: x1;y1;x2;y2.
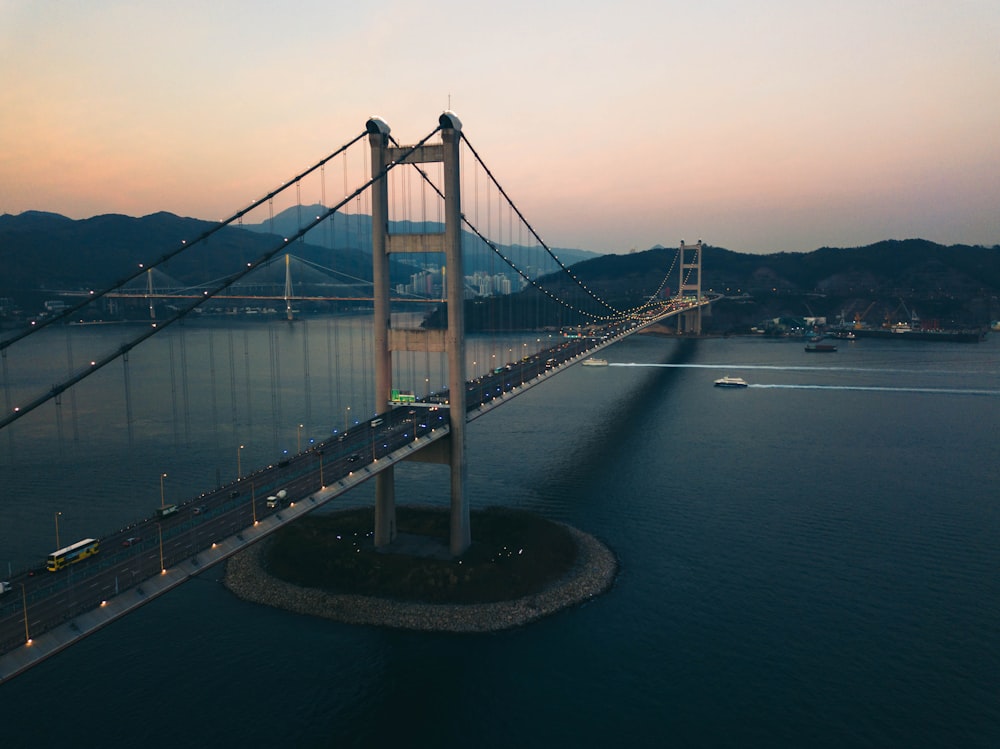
2;1;998;254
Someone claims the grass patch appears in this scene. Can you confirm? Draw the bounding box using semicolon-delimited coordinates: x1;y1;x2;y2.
265;506;578;604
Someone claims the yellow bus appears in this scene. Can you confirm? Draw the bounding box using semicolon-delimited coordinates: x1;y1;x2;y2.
47;538;100;572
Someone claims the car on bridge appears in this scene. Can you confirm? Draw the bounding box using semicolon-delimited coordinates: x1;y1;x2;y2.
122;536;142;547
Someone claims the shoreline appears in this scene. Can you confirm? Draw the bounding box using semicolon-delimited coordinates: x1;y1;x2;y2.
223;524;618;633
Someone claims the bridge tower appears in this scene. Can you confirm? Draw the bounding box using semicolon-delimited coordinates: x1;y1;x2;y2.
677;239;703;335
367;113;470;555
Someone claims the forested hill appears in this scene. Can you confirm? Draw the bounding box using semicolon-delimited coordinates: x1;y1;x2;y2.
0;209;597;312
566;239;1000;297
2;207;997;329
537;239;1000;331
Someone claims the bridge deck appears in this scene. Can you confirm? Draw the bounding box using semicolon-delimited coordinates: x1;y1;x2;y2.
0;299;712;682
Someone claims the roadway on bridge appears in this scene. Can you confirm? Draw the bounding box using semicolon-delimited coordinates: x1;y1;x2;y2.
0;301;708;674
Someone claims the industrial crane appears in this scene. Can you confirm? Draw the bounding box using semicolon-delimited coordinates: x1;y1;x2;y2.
853;301;877;329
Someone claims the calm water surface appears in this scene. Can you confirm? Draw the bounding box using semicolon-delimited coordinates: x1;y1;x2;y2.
2;327;999;748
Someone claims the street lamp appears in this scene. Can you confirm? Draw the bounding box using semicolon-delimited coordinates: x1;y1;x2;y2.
158;523;165;573
22;584;30;644
345;406;351;431
159;472;167;509
297;423;304;453
54;511;62;549
237;445;244;480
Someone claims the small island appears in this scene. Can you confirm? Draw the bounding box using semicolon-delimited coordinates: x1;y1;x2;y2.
224;506;618;633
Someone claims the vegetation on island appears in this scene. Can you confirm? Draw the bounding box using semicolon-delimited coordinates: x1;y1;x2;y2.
264;506;579;604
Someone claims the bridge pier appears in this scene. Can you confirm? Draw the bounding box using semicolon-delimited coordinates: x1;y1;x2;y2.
367;113;470;555
441;120;470;554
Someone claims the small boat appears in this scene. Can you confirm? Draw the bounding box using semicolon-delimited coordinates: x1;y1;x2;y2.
714;376;748;388
582;357;609;367
805;342;837;352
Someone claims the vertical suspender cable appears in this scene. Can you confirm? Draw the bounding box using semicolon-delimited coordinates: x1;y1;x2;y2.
228;327;238;436
179;326;191;446
243;330;252;431
268;325;280;453
302;318;312;437
208;328;219;440
65;332;80;443
321;164;329;250
122;351;135;447
1;350;11;453
53;393;64;457
296;182;302;244
168;333;179;446
334;318;343;431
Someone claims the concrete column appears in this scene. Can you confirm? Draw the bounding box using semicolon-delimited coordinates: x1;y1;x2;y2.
440;114;470;555
367;117;396;547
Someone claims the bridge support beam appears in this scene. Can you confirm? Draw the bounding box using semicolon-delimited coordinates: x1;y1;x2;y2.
366;112;469;555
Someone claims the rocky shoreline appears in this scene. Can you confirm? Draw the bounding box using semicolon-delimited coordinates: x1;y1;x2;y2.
223;525;618;633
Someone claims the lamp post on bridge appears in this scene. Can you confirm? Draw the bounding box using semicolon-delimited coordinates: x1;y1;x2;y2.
156;472;168;574
345;406;351;431
22;584;31;645
54;511;62;550
297;423;304;453
157;524;165;573
237;444;244;480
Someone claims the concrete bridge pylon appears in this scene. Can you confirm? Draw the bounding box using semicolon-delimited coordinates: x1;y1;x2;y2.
367;112;470;556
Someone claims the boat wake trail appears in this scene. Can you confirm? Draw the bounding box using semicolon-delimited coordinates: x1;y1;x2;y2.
611;362;994;376
610;363;1000;395
748;384;1000;396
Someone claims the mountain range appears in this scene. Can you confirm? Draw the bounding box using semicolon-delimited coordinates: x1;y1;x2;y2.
0;208;597;312
1;209;997;330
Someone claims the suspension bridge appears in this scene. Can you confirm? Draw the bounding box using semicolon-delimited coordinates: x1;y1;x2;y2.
0;112;714;682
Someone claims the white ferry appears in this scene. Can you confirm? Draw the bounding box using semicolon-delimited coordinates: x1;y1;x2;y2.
582;357;609;367
713;376;748;388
